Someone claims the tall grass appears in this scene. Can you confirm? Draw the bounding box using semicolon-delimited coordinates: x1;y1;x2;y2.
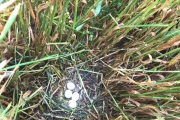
0;0;180;119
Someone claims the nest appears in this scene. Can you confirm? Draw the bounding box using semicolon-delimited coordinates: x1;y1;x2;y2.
41;67;103;119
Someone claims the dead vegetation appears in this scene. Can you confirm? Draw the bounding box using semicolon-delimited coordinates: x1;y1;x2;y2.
0;0;180;119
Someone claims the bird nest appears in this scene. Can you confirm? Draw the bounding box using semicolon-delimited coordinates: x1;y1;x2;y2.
41;67;103;119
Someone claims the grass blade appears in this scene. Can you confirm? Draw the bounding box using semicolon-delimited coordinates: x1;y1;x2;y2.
0;3;21;43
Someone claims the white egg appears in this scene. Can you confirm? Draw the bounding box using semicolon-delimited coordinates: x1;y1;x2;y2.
72;92;80;101
67;82;75;90
68;100;77;108
64;90;72;99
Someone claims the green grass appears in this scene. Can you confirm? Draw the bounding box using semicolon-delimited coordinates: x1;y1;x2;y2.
0;0;180;119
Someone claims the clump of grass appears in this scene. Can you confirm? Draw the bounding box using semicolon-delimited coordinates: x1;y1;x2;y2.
1;0;180;119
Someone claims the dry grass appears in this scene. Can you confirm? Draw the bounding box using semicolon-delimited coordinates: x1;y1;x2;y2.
0;0;180;119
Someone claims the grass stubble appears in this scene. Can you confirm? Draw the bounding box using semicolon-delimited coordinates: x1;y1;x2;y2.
0;0;180;119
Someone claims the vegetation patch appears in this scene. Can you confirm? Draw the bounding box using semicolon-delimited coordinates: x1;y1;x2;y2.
0;0;180;119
